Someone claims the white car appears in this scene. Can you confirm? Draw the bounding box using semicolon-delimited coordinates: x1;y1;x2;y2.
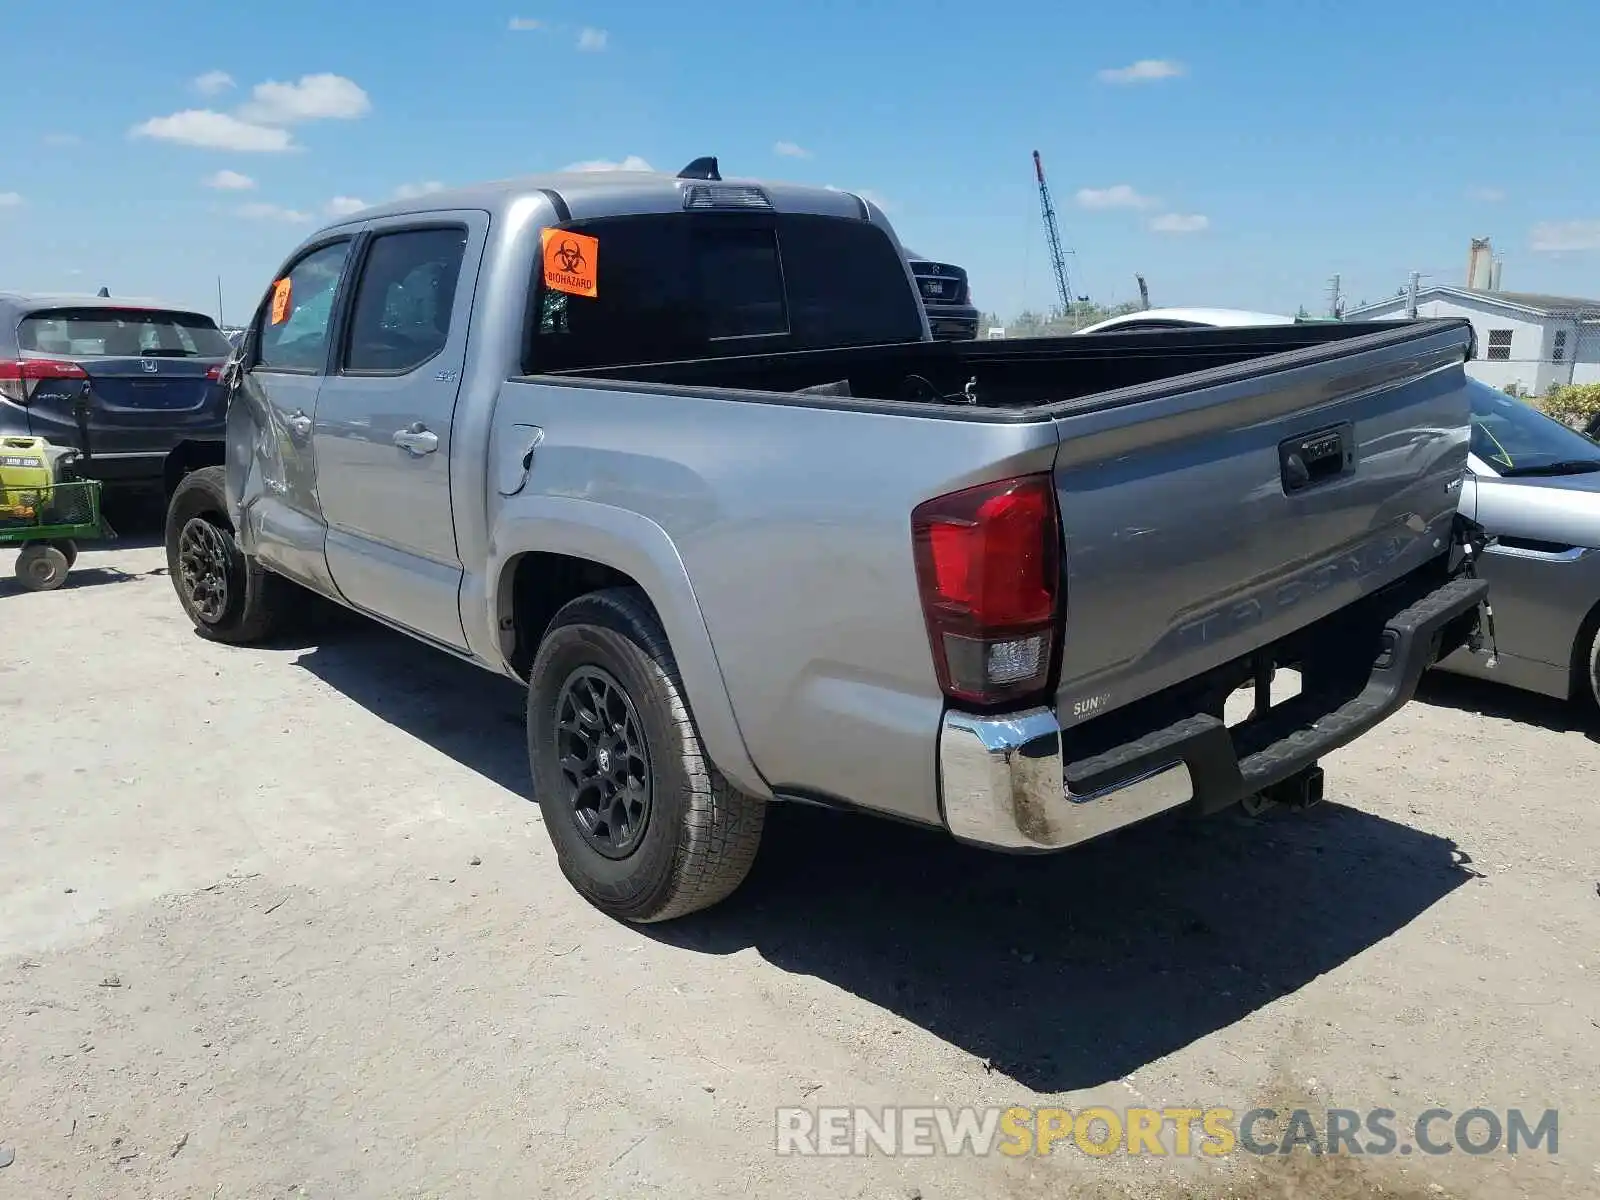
1075;307;1293;335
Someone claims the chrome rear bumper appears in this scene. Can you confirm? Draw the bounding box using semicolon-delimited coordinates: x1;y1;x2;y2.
937;570;1489;852
938;707;1193;851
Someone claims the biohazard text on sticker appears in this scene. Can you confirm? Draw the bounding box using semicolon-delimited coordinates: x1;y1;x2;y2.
542;229;599;299
269;278;293;325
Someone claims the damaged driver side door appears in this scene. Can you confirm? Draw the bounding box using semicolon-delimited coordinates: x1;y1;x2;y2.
230;235;357;594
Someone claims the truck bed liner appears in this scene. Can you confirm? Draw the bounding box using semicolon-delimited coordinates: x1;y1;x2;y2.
539;318;1469;421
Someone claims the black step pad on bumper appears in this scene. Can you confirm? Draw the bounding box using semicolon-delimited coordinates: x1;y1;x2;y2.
1062;575;1488;814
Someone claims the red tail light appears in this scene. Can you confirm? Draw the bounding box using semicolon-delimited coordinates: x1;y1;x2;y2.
0;358;89;405
911;473;1061;706
205;364;224;382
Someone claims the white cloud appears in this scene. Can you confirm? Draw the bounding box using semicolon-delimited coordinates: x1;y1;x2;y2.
133;72;369;156
1098;59;1185;84
131;110;295;152
194;70;235;96
508;16;542;30
1468;186;1507;203
204;169;256;191
236;74;371;125
577;26;608;51
560;156;653;172
773;141;812;159
393;180;447;198
0;192;23;208
326;196;369;216
1150;212;1209;234
1530;220;1600;252
1077;184;1157;210
238;202;312;223
42;133;81;147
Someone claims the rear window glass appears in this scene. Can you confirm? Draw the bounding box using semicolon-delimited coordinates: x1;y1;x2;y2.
527;213;925;372
18;308;233;358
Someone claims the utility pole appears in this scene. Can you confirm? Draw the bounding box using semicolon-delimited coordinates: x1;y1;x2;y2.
1325;274;1344;319
216;276;225;327
1135;273;1150;311
1406;271;1421;319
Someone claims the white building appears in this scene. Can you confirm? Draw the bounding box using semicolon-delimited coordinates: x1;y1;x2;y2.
1344;285;1600;395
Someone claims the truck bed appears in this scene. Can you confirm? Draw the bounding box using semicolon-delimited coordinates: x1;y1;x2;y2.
543;317;1462;418
498;317;1476;826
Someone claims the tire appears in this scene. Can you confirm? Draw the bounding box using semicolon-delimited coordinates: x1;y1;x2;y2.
50;540;78;571
164;466;293;644
14;543;70;591
527;587;765;923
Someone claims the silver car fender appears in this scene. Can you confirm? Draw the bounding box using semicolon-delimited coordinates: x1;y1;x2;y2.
487;495;772;801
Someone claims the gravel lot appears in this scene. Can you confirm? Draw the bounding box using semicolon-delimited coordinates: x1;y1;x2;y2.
1;528;1596;1200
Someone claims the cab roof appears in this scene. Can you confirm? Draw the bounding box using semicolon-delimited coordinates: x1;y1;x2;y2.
312;168;884;232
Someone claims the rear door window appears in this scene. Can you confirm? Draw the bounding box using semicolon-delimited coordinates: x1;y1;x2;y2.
256;240;352;373
18;308;233;358
527;213;924;372
342;227;469;373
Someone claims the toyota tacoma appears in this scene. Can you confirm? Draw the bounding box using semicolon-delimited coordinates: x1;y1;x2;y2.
164;159;1492;922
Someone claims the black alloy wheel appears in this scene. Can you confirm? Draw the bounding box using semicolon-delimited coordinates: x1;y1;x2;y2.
555;665;653;859
176;516;233;624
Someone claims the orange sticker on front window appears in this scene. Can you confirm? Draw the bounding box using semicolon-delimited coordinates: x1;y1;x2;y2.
541;228;599;298
269;277;293;325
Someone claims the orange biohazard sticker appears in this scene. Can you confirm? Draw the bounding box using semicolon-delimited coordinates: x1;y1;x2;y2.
541;228;599;298
269;277;293;325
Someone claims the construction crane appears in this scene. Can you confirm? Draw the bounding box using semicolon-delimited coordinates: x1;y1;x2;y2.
1031;149;1074;317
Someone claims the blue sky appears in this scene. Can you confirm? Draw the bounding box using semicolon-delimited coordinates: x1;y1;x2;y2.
5;0;1599;324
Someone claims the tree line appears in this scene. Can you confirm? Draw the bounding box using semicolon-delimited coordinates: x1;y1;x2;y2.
977;301;1144;337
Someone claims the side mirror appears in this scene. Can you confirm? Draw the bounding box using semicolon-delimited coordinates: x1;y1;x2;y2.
238;325;260;371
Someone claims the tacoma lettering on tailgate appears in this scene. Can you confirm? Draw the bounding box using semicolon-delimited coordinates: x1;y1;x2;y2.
1169;534;1409;654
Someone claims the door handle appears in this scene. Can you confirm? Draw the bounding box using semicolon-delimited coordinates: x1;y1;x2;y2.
286;410;312;439
393;423;439;455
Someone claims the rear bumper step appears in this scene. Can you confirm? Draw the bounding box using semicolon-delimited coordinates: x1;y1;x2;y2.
938;572;1487;852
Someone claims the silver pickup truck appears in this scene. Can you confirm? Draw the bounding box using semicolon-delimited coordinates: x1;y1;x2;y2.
165;159;1492;923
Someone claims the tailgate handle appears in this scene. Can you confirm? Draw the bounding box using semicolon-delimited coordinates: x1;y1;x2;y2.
1279;422;1354;494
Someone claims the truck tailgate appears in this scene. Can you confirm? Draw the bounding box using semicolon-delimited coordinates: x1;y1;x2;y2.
1048;319;1472;725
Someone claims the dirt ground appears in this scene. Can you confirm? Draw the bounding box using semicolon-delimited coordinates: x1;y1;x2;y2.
1;529;1596;1200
